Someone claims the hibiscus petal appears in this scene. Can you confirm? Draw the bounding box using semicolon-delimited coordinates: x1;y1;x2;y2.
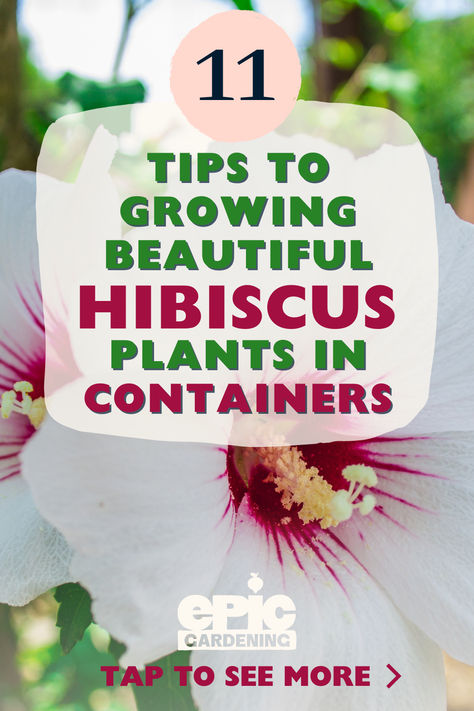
0;170;45;395
0;168;42;510
21;416;233;666
0;170;72;605
0;473;71;605
400;156;474;435
336;431;474;664
190;497;445;711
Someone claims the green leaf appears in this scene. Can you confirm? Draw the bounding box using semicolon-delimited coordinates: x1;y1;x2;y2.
58;72;146;111
54;583;93;654
109;641;197;711
230;0;255;10
109;636;127;662
134;651;197;711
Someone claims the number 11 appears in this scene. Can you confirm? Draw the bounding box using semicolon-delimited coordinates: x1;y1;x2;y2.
198;49;275;101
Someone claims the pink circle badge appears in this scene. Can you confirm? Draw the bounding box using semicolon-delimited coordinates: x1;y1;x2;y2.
170;10;301;142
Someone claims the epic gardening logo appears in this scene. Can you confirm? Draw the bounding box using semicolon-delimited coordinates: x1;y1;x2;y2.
177;574;297;651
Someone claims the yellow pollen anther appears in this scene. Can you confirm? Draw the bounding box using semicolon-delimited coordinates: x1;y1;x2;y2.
14;381;34;394
28;397;46;429
241;447;378;530
0;381;46;430
358;494;376;516
1;390;16;419
342;464;378;488
254;445;338;529
329;490;354;523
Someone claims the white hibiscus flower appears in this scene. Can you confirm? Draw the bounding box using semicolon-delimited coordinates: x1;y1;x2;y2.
0;169;71;605
1;158;473;710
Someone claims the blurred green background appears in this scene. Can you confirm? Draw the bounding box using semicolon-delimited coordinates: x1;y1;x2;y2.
1;0;474;214
0;0;473;709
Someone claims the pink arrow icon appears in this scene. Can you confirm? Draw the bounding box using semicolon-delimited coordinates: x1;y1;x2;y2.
386;664;401;688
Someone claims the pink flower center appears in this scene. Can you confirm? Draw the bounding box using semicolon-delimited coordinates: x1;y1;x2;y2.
1;381;46;430
227;441;377;534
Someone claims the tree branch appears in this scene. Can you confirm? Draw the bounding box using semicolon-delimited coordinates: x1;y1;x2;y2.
112;0;154;81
